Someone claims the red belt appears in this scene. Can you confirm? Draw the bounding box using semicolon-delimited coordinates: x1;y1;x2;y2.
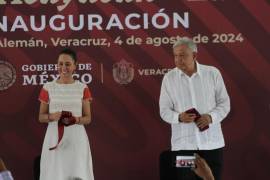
49;111;76;150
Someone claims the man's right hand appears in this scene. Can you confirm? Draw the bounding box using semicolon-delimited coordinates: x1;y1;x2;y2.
179;112;196;123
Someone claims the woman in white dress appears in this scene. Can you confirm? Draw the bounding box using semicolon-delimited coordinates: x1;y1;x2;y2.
38;48;94;180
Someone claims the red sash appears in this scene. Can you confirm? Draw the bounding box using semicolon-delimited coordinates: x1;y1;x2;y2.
49;111;76;150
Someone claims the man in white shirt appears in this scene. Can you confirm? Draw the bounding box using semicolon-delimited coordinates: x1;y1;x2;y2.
0;158;14;180
159;37;230;180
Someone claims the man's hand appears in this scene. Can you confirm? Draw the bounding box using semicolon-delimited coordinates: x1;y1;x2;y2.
196;114;212;129
179;112;197;123
192;154;214;180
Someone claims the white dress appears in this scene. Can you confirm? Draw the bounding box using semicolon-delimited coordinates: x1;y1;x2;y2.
39;80;94;180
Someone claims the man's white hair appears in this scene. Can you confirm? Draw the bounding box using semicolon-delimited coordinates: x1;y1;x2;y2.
173;37;198;53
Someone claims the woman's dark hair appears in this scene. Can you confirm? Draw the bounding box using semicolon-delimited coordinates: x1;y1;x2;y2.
59;48;77;63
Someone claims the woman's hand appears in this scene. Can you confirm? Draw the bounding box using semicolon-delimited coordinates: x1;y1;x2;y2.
49;112;62;122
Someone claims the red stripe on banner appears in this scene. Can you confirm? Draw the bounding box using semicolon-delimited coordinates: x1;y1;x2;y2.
91;101;143;168
1;132;37;160
240;0;270;33
0;47;35;114
81;17;162;102
90;28;161;101
95;100;130;139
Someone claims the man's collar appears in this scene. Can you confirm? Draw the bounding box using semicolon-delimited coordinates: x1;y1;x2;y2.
177;61;202;76
196;61;202;76
176;67;184;76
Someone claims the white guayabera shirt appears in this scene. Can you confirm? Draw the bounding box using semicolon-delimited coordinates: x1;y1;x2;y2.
159;62;230;151
0;171;13;180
